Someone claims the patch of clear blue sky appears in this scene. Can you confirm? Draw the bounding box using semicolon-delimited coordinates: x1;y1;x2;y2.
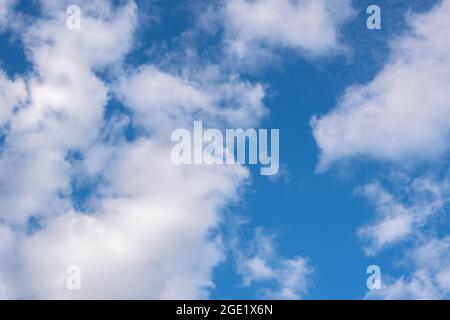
0;0;442;299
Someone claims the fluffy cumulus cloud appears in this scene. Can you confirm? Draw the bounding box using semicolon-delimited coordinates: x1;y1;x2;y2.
223;0;354;61
0;0;137;226
1;141;248;298
233;228;312;299
0;0;281;299
312;0;450;170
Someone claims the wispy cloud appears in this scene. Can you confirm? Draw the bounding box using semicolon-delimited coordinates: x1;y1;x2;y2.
232;227;313;299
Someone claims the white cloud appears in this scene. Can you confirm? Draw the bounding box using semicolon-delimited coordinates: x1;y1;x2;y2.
0;0;15;29
116;64;268;133
367;236;450;299
224;0;354;62
0;1;138;226
312;0;450;170
1;140;248;298
357;175;450;255
0;224;15;299
234;228;312;299
358;175;450;298
267;257;311;300
243;257;274;282
0;71;26;126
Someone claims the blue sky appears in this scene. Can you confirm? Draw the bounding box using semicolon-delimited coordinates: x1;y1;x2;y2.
0;0;449;299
